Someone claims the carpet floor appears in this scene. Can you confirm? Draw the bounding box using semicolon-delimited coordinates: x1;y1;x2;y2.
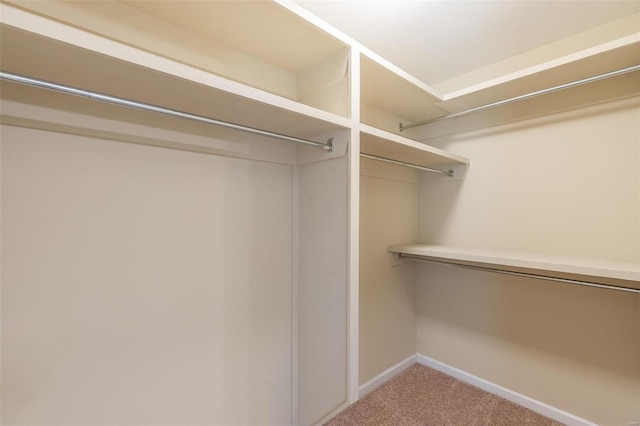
325;364;565;426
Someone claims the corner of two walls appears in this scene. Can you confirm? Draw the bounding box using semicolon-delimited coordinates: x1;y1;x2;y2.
359;159;419;386
414;96;640;426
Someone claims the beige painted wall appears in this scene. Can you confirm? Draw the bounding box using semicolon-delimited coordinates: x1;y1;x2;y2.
1;126;294;425
297;156;349;426
416;97;640;425
359;159;418;385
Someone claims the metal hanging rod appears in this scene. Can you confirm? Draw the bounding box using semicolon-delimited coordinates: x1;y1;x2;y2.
398;253;640;294
0;71;334;152
400;64;640;131
360;153;454;176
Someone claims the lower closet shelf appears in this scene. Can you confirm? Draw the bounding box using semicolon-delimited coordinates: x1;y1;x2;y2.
388;244;640;293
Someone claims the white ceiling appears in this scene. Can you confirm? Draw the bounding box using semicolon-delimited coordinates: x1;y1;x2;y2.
295;1;640;86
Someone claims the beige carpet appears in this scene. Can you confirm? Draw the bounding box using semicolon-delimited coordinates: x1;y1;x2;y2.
325;364;565;426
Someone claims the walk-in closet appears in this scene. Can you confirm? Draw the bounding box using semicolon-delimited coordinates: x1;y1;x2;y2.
1;1;638;425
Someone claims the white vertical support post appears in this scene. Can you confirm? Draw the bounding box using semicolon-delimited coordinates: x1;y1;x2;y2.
347;47;361;405
290;165;299;426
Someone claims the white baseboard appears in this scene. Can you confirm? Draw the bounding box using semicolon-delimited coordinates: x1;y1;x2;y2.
358;354;417;398
314;400;350;426
416;354;597;426
319;355;417;424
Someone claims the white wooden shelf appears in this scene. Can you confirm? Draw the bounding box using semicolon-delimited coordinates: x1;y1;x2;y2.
442;35;640;107
2;1;351;118
389;244;640;292
360;54;446;134
0;5;351;159
415;36;640;139
360;124;469;170
359;26;639;139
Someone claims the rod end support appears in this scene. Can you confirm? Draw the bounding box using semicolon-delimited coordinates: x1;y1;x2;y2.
325;138;334;152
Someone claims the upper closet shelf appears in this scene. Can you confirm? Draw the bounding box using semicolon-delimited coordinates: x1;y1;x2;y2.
409;37;640;137
360;124;469;176
389;244;640;293
0;2;351;139
440;35;640;107
359;53;446;135
359;23;640;137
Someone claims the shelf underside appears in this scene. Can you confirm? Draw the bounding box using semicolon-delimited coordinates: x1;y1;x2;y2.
360;126;469;169
389;244;640;291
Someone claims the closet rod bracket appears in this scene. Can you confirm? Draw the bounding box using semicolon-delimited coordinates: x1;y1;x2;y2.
326;138;334;152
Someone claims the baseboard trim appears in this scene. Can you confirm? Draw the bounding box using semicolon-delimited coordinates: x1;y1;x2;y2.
314;400;350;426
358;354;417;398
416;354;597;426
